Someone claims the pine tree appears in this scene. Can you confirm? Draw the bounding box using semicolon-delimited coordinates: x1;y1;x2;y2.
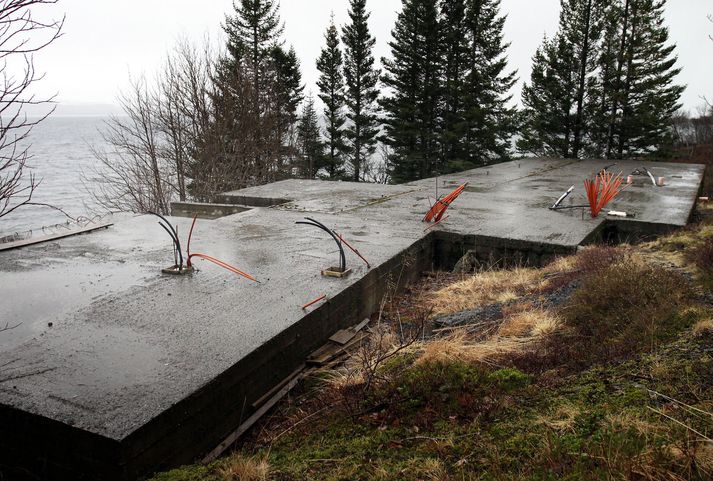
519;0;605;158
316;15;347;179
296;95;325;179
599;0;683;158
460;0;517;169
439;0;469;169
381;0;441;183
342;0;380;182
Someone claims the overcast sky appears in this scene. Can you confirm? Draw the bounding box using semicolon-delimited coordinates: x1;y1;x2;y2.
34;0;713;115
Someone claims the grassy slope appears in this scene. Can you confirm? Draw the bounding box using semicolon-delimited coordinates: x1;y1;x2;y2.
151;207;713;481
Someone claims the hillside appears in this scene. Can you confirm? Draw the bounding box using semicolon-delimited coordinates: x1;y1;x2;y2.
151;205;713;481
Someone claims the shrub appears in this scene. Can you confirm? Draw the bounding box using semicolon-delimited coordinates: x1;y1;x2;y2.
559;261;693;366
689;235;713;275
542;246;629;294
487;368;531;390
375;361;529;426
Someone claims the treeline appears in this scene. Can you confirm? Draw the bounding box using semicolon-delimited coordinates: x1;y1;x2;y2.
671;102;713;148
92;0;687;214
520;0;683;160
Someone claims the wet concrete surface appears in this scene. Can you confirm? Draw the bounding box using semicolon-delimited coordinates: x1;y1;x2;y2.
0;158;704;480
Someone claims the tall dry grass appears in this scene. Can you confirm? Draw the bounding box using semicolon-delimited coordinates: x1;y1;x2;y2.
430;268;544;316
217;454;270;481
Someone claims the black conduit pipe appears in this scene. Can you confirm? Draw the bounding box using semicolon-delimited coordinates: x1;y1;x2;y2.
296;217;346;273
148;212;184;270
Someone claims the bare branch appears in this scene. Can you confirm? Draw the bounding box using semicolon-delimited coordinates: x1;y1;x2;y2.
0;0;63;220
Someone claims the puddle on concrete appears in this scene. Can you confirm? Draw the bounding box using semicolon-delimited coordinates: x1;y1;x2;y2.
0;262;151;351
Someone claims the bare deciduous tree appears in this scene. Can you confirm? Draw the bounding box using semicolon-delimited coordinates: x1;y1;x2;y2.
157;38;213;202
361;142;390;184
87;76;173;214
0;0;62;219
671;102;713;148
88;39;214;213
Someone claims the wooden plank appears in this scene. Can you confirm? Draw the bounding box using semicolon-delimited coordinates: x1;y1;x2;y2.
329;329;355;345
329;318;370;345
0;222;113;252
251;364;305;409
203;367;314;463
307;332;369;367
205;319;371;461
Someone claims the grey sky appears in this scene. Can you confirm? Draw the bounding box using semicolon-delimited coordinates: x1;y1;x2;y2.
35;0;712;114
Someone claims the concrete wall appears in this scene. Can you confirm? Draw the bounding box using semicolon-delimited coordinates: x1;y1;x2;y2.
171;202;251;219
433;231;578;270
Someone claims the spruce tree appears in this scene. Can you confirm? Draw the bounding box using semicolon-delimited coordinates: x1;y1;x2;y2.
212;0;303;185
439;0;469;169
562;0;606;157
316;15;347;179
342;0;380;182
599;0;684;158
518;35;577;157
381;0;441;183
223;0;283;88
271;45;305;164
519;0;604;158
296;95;325;179
460;0;517;169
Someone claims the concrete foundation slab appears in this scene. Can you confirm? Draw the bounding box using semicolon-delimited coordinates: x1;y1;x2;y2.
0;159;704;480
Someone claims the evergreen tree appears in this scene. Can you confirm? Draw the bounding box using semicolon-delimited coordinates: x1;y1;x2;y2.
381;0;441;183
519;0;604;158
296;95;325;178
460;0;518;169
342;0;380;182
223;0;283;88
518;34;577;157
316;15;347;179
438;0;469;169
271;45;305;164
599;0;683;158
204;0;304;188
562;0;606;157
520;0;682;160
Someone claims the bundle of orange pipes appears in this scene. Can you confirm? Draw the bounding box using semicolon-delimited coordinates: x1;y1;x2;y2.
423;183;468;223
584;170;626;218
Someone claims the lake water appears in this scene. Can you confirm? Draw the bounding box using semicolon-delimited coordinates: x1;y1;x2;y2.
0;116;110;237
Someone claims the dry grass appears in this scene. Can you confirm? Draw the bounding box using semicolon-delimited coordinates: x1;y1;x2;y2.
606;411;664;437
499;309;562;338
545;255;579;273
217;454;270;481
416;458;451;481
537;403;581;434
693;319;713;337
415;331;542;366
694;443;713;475
430;267;543;316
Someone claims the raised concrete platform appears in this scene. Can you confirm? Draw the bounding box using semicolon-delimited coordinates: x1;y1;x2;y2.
0;159;704;480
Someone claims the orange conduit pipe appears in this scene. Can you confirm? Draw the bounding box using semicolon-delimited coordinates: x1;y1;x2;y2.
584;171;627;218
302;294;327;310
189;253;259;283
423;183;468;223
336;233;371;269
